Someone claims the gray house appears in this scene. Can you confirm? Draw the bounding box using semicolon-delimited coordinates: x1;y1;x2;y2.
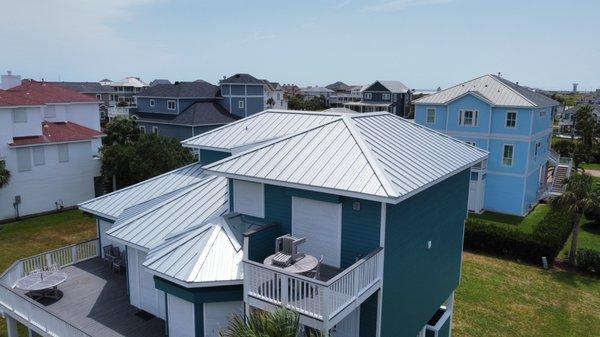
220;73;270;118
134;81;239;140
345;80;412;117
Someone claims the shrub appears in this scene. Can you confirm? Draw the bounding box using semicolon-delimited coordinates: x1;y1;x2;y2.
551;138;575;156
464;209;571;264
576;249;600;275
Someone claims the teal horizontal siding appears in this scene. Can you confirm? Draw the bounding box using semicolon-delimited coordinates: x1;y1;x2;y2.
200;149;230;165
381;169;468;337
359;292;378;337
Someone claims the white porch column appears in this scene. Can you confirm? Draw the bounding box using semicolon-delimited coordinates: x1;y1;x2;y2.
447;291;455;337
5;315;18;337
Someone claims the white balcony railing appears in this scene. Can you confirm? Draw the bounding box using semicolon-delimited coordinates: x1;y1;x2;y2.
243;248;383;330
0;239;100;337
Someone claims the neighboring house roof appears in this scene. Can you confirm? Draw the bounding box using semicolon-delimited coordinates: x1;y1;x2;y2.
110;77;147;87
149;79;171;86
99;78;112;83
78;162;207;220
301;86;334;94
220;73;264;85
563;104;600;118
181;110;345;152
204;112;488;203
414;74;558;108
50;82;114;94
134;101;239;126
106;176;229;251
363;80;410;93
326;81;351;92
325;107;359;114
0;81;99;106
143;213;261;286
10;121;104;147
137;81;219;98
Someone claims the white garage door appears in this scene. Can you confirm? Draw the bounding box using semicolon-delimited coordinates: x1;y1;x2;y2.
292;197;342;268
167;294;195;337
204;301;243;337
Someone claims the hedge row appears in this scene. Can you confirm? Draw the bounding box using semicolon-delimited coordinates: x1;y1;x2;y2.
464;209;571;264
576;249;600;275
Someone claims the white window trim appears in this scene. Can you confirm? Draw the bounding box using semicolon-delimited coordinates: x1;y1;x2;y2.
149;99;155;107
16;148;32;172
505;111;517;128
95;94;102;100
502;144;514;167
167;100;176;110
238;100;245;109
382;93;391;100
139;126;146;134
426;108;436;124
459;109;479;127
152;126;158;134
32;147;45;166
12;108;28;123
365;93;372;99
58;144;69;163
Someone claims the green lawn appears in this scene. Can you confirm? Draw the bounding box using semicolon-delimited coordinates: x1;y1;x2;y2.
0;210;96;337
469;203;550;234
560;216;600;260
456;252;600;337
581;163;600;171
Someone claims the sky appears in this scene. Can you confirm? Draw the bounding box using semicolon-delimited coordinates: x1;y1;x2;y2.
1;0;599;91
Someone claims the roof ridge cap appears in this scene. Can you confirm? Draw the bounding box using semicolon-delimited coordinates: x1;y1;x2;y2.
341;115;398;198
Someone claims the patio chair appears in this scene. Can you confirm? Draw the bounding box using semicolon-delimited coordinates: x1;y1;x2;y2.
46;264;60;272
273;235;306;267
102;245;114;264
112;250;127;273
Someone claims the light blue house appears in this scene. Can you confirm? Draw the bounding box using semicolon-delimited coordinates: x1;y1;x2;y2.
1;110;487;337
413;74;565;216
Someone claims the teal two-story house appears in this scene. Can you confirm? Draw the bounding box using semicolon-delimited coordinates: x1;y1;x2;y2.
344;80;412;117
73;110;487;337
414;74;564;216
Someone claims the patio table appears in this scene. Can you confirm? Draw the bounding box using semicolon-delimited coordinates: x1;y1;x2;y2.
264;253;319;274
14;270;68;300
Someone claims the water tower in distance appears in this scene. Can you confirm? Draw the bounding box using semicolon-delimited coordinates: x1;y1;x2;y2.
572;83;579;93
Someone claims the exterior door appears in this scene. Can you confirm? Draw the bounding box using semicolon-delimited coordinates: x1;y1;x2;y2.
167;294;195;337
468;171;485;213
134;250;166;319
204;301;244;337
291;197;342;268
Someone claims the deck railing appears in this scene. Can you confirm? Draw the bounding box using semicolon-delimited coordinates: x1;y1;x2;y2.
243;247;383;328
0;239;100;337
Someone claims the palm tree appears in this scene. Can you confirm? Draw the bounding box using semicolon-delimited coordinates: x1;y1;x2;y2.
550;172;600;265
0;160;10;188
266;97;276;108
221;309;324;337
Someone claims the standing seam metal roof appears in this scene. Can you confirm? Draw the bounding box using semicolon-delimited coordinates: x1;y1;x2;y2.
204;112;488;202
78;162;207;219
181;110;345;151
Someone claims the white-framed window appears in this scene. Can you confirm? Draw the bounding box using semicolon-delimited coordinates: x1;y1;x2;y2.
16;148;31;172
152;126;158;134
95;94;102;100
364;93;372;99
459;109;478;126
502;144;514;166
426;108;436;123
13;108;27;123
149;99;155;107
382;93;390;100
58;144;69;163
32;147;45;166
238;100;245;109
167;100;176;110
233;180;264;218
139;126;146;134
506;111;517;128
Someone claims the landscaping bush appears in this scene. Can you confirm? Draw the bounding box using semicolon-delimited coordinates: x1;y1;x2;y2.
551;138;575;156
576;249;600;275
584;206;600;225
464;209;571;264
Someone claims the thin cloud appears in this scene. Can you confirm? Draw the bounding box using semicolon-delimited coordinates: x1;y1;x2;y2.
363;0;452;12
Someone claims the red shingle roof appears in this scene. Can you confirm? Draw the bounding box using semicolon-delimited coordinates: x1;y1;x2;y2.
0;81;99;107
10;121;105;147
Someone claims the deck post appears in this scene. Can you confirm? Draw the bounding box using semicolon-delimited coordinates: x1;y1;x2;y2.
5;315;18;337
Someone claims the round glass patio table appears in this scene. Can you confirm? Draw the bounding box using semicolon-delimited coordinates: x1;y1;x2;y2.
14;270;68;299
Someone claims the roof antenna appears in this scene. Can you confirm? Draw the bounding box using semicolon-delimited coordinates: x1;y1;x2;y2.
497;72;502;78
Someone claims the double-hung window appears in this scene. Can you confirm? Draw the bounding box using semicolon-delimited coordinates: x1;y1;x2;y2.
364;93;372;99
152;126;158;134
167;100;176;110
58;144;69;163
238;100;245;109
382;93;390;100
426;108;436;124
459;109;478;126
13;108;27;123
502;145;514;166
506;111;517;128
149;99;155;107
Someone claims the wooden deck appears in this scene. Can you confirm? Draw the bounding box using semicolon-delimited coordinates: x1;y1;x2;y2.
15;258;165;337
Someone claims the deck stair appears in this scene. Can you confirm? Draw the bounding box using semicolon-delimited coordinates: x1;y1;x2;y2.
551;164;571;195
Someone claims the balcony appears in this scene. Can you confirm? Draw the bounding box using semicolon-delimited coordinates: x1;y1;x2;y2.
242;226;383;331
0;239;164;337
